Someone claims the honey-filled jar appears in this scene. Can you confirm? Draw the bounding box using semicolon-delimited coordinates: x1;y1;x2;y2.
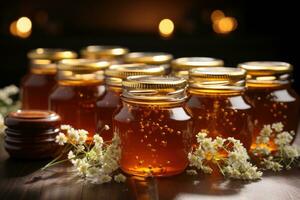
21;48;77;110
186;67;253;150
113;76;192;177
49;59;110;140
238;61;300;151
97;64;165;141
124;52;173;74
171;57;224;79
80;45;129;63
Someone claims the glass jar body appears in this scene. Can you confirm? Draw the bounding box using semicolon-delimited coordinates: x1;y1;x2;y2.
49;80;105;139
113;100;193;177
186;91;253;150
96;86;122;141
21;70;56;110
245;84;300;150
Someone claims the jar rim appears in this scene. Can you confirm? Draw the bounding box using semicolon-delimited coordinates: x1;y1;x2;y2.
124;52;173;65
172;57;224;71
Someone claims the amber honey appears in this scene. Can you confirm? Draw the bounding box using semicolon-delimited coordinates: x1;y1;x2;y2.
124;52;173;74
96;64;165;141
239;61;300;151
171;57;224;79
113;76;192;177
21;48;77;110
187;67;253;150
49;59;110;140
80;45;129;63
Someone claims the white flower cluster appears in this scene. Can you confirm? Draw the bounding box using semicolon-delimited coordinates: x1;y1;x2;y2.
253;122;300;171
0;85;19;106
0;114;5;136
188;130;262;180
51;124;125;184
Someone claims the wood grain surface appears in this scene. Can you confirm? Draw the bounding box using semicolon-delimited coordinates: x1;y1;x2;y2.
1;131;300;200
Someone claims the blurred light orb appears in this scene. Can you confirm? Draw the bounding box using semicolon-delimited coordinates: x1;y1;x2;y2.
211;10;225;22
16;17;32;33
159;19;174;37
9;17;32;38
213;17;237;34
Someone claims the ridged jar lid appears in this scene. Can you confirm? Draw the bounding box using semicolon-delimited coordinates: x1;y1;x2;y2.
124;52;173;65
81;45;129;58
27;48;77;61
122;76;187;103
189;67;246;91
58;59;110;72
5;110;61;129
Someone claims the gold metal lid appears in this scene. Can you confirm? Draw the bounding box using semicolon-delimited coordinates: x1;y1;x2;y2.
172;57;224;70
57;59;110;82
124;52;173;65
81;45;129;59
27;48;77;61
105;64;165;86
29;59;57;74
189;67;246;91
122;76;187;103
238;61;292;85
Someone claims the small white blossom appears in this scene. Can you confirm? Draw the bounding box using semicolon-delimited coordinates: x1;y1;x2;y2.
68;150;76;160
272;122;284;132
104;125;110;131
186;169;198;176
114;173;126;183
55;132;68;145
60;124;72;130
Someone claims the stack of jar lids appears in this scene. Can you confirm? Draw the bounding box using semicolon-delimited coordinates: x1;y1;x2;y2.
4;110;61;159
105;63;165;86
171;57;224;78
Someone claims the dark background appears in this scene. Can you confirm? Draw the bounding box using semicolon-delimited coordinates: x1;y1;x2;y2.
0;0;299;92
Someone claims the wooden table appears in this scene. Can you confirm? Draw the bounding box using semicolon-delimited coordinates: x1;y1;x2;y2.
1;135;300;200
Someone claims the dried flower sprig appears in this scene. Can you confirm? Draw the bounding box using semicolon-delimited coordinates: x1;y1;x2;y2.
252;122;300;171
188;130;262;180
42;124;126;184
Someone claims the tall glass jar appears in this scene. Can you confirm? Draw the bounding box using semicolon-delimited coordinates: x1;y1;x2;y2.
80;45;129;63
21;48;77;110
186;67;253;150
171;57;224;79
96;64;165;141
49;59;110;140
124;52;173;74
113;76;192;177
239;61;300;151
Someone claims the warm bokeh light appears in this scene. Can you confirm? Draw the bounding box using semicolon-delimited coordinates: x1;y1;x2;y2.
211;10;225;22
9;17;32;38
213;17;238;34
158;19;174;37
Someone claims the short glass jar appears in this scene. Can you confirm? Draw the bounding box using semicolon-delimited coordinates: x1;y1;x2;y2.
21;48;77;110
80;45;129;63
49;59;110;140
186;67;253;150
113;76;192;177
239;61;300;151
124;52;173;74
171;57;224;79
96;64;165;141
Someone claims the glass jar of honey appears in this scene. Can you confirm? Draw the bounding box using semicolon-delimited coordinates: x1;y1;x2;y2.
21;48;77;110
171;57;224;79
97;64;165;141
186;67;253;150
113;76;192;177
49;59;110;140
238;61;300;151
80;45;129;63
124;52;173;74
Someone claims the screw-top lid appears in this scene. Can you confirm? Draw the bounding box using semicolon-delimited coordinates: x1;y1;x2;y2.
189;67;246;91
238;61;292;86
81;45;129;59
124;52;173;65
57;59;110;82
122;76;187;103
105;64;165;86
27;48;77;61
